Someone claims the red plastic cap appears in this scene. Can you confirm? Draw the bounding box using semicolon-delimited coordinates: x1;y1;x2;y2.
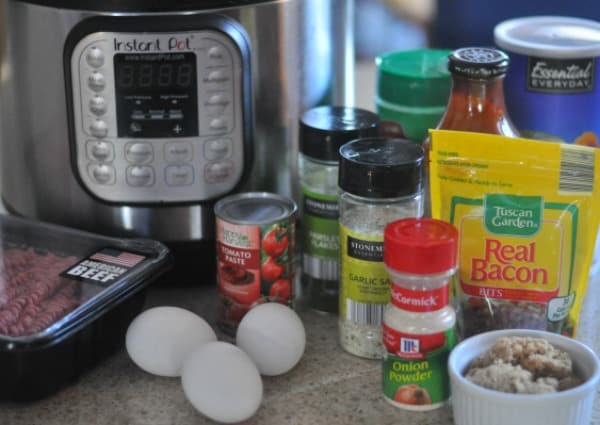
384;218;458;274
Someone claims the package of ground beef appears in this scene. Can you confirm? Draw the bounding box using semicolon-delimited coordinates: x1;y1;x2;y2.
0;214;170;401
430;130;600;338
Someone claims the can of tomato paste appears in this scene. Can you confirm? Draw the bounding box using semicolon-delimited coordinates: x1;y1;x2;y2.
495;16;600;146
214;192;297;334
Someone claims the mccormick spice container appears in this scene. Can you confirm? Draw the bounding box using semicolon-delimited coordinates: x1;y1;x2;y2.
299;106;379;313
495;16;600;146
215;192;297;335
382;218;457;411
338;138;424;359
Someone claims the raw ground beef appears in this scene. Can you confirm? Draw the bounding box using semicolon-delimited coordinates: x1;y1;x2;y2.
0;248;81;336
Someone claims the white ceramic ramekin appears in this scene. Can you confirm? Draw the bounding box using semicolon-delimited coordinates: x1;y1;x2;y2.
448;329;600;425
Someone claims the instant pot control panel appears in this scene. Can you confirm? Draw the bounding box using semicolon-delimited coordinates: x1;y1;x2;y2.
66;17;252;204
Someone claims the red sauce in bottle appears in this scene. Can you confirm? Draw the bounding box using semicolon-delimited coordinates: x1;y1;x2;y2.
423;47;519;216
436;47;519;136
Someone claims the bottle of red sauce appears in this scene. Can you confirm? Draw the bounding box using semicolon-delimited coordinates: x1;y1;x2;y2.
436;47;519;136
423;47;519;215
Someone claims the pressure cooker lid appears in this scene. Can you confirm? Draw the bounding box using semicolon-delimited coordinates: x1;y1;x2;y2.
13;0;271;12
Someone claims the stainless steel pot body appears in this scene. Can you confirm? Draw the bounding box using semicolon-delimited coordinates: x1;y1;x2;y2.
0;0;353;242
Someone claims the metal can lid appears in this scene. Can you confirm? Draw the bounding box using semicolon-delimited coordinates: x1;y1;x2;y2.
214;192;297;225
495;16;600;59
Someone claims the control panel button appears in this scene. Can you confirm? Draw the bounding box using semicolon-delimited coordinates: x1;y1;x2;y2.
165;142;193;163
125;142;153;164
126;166;155;187
206;94;229;115
209;118;228;131
90;120;108;138
205;161;233;183
89;95;107;116
165;165;194;186
86;47;105;68
86;140;114;162
88;163;115;185
208;46;224;60
131;111;145;121
204;138;232;161
88;71;106;92
169;110;184;120
207;70;228;83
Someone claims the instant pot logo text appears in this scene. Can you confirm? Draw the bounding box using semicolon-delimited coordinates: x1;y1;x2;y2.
528;57;595;93
114;36;192;52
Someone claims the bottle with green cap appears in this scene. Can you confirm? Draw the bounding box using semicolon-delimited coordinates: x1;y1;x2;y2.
299;106;380;313
376;49;451;142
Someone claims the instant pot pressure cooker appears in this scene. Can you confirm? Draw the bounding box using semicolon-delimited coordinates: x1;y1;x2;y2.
0;0;353;281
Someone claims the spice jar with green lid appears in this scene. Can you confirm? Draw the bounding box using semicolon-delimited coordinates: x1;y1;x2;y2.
338;137;424;359
299;106;380;313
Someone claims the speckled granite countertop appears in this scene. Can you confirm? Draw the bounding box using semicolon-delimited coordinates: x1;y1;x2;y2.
1;272;599;425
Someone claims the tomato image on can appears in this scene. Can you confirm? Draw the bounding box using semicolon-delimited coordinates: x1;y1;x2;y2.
214;192;297;335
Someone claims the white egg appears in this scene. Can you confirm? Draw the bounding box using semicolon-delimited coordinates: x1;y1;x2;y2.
181;341;263;423
125;306;216;377
236;303;306;376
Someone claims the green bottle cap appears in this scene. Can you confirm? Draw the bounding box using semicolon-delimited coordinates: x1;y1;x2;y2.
376;49;451;107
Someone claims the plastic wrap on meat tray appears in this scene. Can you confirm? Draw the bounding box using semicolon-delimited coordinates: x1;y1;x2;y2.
0;214;170;401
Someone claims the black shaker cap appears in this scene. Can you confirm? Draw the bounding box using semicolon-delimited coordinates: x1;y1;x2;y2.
448;47;510;79
338;138;424;199
300;106;380;162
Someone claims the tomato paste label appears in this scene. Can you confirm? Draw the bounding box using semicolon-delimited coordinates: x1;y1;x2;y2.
339;225;389;325
382;324;455;408
216;219;262;306
391;285;449;312
61;248;146;286
216;216;294;333
301;188;339;280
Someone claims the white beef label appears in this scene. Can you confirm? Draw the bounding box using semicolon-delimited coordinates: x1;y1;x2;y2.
61;248;146;285
527;57;595;93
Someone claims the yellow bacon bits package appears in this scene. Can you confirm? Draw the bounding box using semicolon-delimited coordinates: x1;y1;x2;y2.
430;130;600;338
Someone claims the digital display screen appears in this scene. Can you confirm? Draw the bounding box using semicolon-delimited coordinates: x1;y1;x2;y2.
114;53;198;138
